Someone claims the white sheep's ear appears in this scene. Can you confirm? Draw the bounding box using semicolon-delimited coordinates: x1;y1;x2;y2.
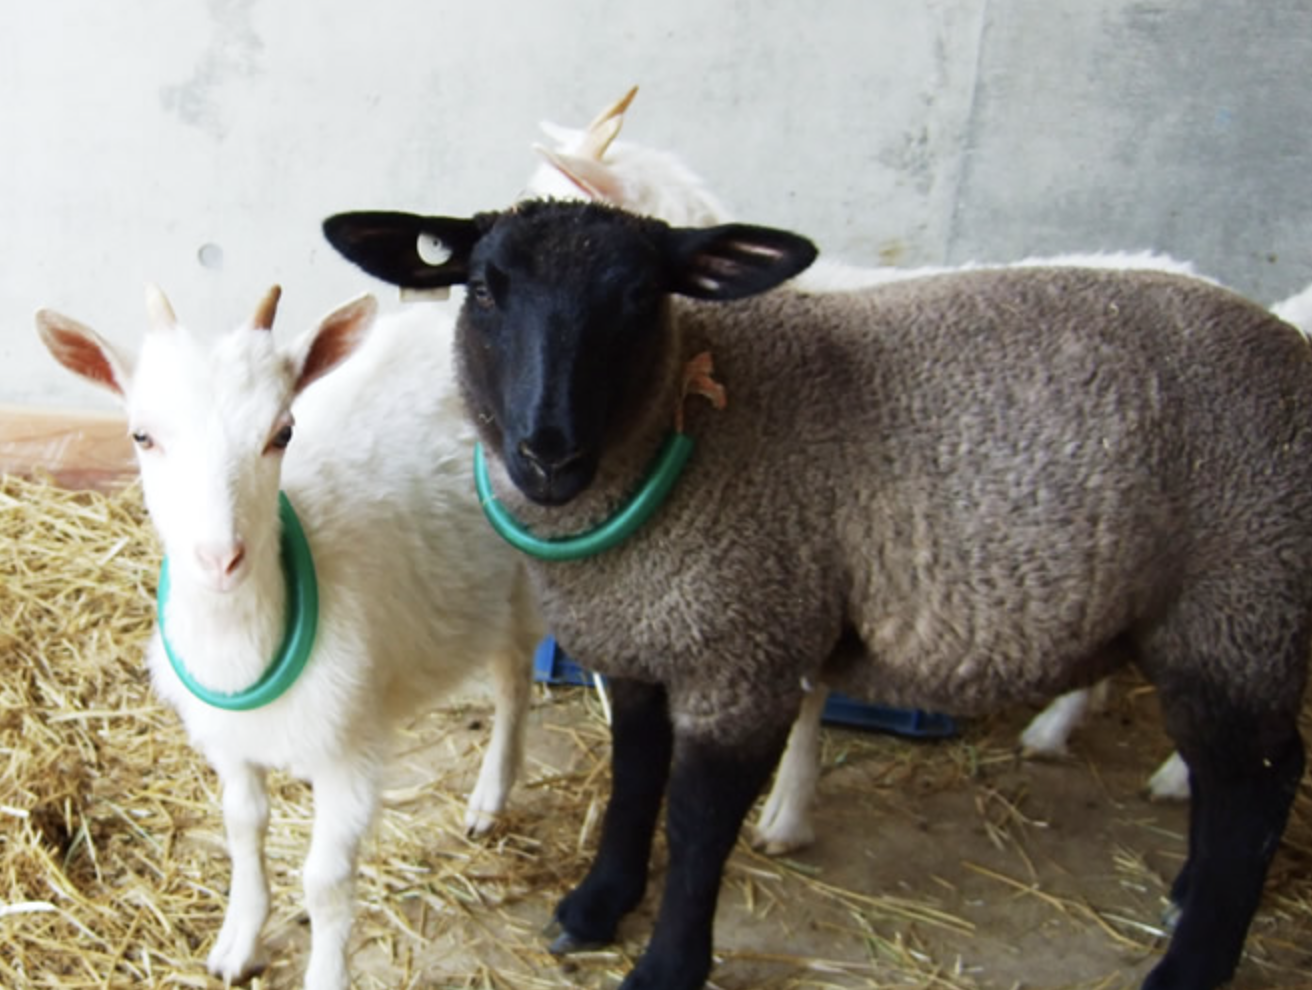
533;145;626;202
288;293;377;397
250;285;282;331
145;283;178;334
34;309;134;399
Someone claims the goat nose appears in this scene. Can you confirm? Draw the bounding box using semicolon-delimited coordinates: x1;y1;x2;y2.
195;539;246;580
518;433;584;471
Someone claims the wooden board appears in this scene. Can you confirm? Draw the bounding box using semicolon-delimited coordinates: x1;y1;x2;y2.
0;405;135;490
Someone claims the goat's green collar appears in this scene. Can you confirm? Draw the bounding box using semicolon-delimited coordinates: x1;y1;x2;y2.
474;433;694;561
157;492;319;711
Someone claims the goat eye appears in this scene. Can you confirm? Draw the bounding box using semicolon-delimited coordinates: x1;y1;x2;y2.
131;430;154;450
269;424;294;451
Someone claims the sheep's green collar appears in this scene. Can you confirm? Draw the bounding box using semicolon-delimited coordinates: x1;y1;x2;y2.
157;492;319;711
474;433;694;561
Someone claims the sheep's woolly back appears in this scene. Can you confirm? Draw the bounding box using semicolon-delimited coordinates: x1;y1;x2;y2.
489;267;1312;741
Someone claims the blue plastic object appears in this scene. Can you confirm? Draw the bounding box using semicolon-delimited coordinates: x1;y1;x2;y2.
532;637;956;739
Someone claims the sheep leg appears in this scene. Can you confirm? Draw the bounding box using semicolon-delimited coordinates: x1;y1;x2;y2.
207;760;271;983
619;720;792;990
302;762;380;990
550;677;673;951
1144;727;1304;990
752;685;827;854
464;639;533;836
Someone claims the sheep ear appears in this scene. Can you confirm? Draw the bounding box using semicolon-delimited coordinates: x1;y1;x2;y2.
34;309;133;399
663;224;819;301
290;293;377;396
322;211;479;289
532;145;627;202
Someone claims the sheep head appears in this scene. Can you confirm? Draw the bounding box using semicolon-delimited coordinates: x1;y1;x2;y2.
323;200;816;506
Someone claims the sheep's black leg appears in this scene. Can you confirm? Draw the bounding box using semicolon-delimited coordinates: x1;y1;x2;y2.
1164;764;1201;923
550;677;673;950
1143;727;1304;990
618;722;791;990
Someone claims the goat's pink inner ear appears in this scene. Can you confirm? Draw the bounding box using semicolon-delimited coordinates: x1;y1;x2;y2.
533;146;623;202
36;312;128;397
294;296;377;395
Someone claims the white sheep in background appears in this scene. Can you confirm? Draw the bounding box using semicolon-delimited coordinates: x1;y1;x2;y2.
34;287;542;990
526;87;1218;852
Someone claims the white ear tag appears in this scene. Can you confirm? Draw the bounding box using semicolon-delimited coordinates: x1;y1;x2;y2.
401;232;453;302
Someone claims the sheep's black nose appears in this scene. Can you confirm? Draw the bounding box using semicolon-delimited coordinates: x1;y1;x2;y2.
518;431;585;473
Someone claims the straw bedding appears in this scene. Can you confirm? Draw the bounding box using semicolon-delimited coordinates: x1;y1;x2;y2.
2;473;1310;989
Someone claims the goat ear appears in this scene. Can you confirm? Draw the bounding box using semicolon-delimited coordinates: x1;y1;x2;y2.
662;224;819;301
322;211;479;289
290;293;378;397
35;310;133;399
532;145;627;202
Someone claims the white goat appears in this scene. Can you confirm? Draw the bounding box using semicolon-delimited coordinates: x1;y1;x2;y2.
1274;279;1312;332
35;287;541;990
527;87;1212;853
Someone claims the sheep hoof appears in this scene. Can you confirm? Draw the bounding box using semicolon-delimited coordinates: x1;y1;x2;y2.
542;918;607;956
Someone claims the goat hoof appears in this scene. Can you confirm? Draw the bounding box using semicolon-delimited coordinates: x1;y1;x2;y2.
543;918;607;955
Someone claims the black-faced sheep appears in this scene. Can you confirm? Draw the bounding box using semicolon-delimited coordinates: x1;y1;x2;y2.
322;199;1311;990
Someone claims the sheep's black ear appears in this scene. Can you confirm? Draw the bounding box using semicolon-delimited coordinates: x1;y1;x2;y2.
663;223;818;301
322;211;481;288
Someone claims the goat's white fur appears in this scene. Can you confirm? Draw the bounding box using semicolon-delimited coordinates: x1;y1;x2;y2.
35;291;541;989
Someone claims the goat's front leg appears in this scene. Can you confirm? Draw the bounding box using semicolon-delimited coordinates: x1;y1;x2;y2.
302;761;380;990
622;716;790;990
207;760;271;983
464;628;534;835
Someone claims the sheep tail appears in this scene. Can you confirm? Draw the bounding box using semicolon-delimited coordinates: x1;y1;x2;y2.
676;351;727;433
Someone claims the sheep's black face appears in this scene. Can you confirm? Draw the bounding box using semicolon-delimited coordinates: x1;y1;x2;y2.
458;203;670;506
322;201;818;507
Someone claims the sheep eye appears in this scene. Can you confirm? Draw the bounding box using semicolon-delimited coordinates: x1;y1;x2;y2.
269;424;294;451
131;430;154;450
469;279;494;309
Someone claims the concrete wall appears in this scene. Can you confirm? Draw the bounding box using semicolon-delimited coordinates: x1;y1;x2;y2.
3;0;1310;411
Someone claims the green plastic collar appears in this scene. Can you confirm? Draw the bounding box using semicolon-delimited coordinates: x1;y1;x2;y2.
474;433;694;561
157;491;319;711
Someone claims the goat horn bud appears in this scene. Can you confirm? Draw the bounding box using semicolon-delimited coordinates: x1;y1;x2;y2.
252;285;282;331
579;85;638;161
145;283;178;333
